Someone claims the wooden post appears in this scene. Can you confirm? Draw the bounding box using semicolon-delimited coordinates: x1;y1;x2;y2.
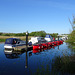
58;36;59;41
26;31;28;51
25;31;28;68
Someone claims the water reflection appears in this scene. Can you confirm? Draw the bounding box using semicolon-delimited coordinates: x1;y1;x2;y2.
29;52;32;56
1;42;75;75
4;44;61;70
4;49;25;59
25;51;28;68
4;43;62;59
32;45;60;54
58;45;59;50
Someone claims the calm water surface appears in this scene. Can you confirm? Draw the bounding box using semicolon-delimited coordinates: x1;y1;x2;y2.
0;42;74;75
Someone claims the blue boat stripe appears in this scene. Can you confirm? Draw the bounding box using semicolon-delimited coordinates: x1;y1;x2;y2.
14;44;26;47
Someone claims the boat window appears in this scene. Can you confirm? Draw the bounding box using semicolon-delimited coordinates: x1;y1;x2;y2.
5;39;13;44
13;39;17;44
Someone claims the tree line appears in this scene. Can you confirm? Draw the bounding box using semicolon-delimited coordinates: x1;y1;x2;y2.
0;31;58;38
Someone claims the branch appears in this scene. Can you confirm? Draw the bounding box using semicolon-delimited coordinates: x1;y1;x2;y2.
68;17;74;30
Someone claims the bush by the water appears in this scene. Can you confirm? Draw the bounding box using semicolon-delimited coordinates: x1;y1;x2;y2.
0;39;6;42
66;30;75;44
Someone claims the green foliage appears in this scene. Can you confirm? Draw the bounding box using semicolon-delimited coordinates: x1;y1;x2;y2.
14;33;26;36
0;39;6;42
67;16;75;44
0;32;3;35
0;31;58;38
2;33;10;36
29;31;46;37
52;56;75;74
66;30;75;44
47;33;58;38
0;32;26;36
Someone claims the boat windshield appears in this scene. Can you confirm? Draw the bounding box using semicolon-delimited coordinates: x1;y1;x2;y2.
5;39;13;44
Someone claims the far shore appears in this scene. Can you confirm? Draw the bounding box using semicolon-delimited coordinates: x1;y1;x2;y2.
0;42;4;43
0;36;32;42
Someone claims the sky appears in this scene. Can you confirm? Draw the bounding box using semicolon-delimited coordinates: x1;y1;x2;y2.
0;0;75;34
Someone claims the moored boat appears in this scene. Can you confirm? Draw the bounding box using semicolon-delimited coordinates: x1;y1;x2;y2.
29;36;46;44
4;38;32;50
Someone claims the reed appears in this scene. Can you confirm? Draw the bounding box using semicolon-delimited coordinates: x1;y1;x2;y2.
52;55;75;74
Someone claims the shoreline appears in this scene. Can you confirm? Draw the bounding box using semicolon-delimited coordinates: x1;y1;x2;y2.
0;36;32;42
0;42;4;44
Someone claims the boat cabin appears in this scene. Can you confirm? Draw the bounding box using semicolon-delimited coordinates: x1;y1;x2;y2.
29;37;46;44
4;38;26;50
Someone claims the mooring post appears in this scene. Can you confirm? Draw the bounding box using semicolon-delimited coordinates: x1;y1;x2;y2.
58;35;59;41
25;31;28;68
26;31;28;50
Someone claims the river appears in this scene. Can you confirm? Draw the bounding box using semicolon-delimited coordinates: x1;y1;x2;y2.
0;42;75;75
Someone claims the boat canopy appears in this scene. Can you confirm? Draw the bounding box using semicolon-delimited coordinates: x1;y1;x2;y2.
5;38;20;44
45;35;52;38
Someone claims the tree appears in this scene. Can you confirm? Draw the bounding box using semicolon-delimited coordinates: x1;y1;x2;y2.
67;16;75;43
69;15;75;31
0;32;3;35
29;31;46;37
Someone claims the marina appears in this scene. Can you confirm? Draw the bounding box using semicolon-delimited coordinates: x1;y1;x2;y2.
0;0;75;74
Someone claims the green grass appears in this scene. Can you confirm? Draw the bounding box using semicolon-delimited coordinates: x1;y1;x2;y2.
0;39;6;42
52;56;75;74
72;46;75;49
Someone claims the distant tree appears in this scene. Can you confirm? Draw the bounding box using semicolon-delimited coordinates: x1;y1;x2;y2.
48;33;58;38
0;32;3;35
29;31;46;37
29;32;36;36
2;33;10;36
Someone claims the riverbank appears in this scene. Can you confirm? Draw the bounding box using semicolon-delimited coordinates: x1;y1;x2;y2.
0;36;32;42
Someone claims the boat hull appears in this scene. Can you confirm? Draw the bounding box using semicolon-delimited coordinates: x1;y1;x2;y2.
4;44;26;50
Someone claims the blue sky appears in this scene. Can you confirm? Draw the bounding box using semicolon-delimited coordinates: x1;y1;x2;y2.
0;0;75;34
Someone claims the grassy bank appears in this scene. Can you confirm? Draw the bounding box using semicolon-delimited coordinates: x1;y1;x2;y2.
52;55;75;74
0;39;6;42
0;36;32;42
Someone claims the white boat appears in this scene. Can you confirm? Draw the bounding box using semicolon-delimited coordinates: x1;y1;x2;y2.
4;38;32;50
29;37;46;44
44;35;53;42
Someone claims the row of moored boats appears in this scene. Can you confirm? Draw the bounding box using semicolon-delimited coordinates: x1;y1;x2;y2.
33;40;63;50
4;35;64;51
